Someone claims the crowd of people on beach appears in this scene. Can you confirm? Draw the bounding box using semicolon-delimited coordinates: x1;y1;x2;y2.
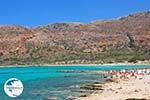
105;68;150;80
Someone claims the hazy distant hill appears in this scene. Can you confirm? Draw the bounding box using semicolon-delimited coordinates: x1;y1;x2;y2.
0;11;150;65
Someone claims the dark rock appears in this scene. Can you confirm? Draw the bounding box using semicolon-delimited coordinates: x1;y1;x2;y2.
65;96;78;100
80;84;104;90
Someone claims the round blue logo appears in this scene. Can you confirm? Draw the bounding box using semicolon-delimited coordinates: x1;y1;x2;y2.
4;78;24;98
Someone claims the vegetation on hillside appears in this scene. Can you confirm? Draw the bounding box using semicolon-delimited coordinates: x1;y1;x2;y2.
0;11;150;65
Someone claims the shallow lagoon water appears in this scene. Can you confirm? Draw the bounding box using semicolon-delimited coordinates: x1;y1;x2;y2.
0;65;150;100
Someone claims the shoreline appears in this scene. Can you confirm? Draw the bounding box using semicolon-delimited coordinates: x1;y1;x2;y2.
77;69;150;100
0;61;150;68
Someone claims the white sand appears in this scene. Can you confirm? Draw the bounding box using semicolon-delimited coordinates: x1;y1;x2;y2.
78;75;150;100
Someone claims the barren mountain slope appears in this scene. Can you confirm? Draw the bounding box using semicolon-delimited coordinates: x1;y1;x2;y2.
0;11;150;65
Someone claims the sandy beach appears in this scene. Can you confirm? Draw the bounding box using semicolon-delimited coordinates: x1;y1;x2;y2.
0;60;150;67
78;70;150;100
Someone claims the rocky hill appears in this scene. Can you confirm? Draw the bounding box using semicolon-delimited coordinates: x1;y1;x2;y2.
0;11;150;65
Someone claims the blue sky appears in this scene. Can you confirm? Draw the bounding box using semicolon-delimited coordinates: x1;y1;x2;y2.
0;0;149;26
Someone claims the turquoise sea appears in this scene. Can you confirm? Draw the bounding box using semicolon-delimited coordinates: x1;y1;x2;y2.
0;65;150;100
